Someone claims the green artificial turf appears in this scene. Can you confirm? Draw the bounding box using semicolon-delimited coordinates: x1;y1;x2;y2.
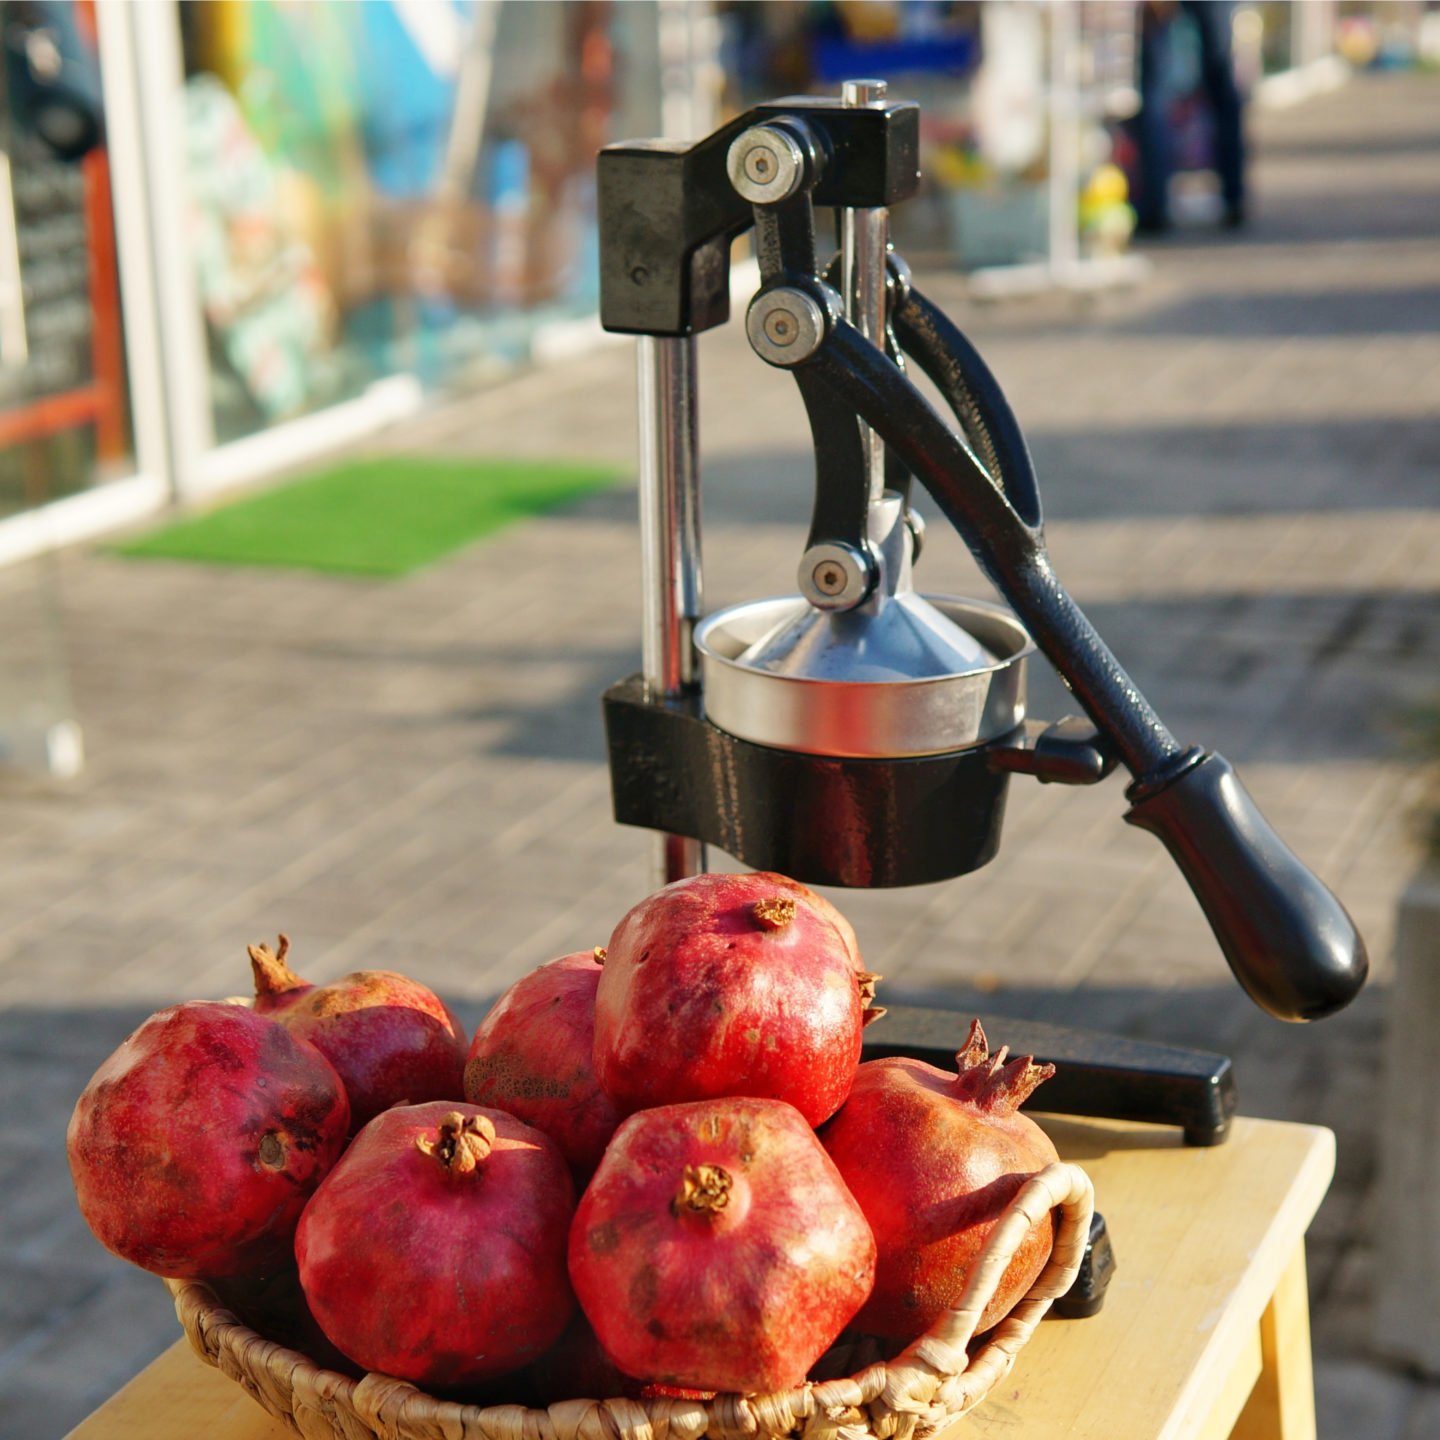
117;455;623;577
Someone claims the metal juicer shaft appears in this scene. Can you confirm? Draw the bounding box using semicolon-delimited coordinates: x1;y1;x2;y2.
839;78;890;510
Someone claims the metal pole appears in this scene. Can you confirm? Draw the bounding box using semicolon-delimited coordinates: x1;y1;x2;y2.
839;78;889;507
1047;1;1080;282
637;334;706;885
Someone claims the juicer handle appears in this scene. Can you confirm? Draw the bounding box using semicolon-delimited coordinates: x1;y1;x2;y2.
1125;754;1368;1021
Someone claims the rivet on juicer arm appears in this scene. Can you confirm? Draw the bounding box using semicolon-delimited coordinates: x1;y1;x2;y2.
598;85;1366;1110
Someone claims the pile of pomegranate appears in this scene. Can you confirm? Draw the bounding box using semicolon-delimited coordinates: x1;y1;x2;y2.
67;871;1061;1400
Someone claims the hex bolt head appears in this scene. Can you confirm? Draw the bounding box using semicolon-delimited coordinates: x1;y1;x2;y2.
745;146;777;184
813;561;848;595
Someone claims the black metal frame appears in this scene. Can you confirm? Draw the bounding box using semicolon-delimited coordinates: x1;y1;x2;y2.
598;94;1367;1027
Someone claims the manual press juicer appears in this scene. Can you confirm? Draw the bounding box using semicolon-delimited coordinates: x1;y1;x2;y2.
595;84;1366;1157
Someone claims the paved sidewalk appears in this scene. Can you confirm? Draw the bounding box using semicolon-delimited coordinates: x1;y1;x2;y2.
3;71;1438;1438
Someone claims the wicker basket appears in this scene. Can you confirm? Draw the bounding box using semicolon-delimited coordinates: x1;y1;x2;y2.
166;1160;1093;1440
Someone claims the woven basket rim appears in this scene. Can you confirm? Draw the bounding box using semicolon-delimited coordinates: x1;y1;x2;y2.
165;1159;1094;1440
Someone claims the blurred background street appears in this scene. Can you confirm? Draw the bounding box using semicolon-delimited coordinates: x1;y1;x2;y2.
0;3;1437;1438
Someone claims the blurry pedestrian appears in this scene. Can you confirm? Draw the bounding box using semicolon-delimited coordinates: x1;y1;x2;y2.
1135;0;1247;232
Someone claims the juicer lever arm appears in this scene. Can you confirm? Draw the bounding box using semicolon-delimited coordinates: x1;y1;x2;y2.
889;274;1040;526
788;293;1366;1021
1126;754;1367;1020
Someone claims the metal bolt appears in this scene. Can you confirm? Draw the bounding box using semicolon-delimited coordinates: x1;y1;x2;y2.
727;125;806;204
746;288;826;367
797;542;875;611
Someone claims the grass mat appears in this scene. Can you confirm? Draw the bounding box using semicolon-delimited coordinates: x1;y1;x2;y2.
117;455;623;577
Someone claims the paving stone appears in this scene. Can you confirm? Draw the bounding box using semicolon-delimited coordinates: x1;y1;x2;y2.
1401;1382;1440;1440
1313;1358;1417;1440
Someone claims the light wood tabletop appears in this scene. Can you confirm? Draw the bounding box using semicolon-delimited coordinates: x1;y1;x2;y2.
65;1113;1334;1440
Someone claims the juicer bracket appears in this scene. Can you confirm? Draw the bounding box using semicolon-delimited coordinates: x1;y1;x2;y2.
598;98;920;337
988;717;1118;786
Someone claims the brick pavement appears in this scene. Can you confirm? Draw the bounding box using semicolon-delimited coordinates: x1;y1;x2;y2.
2;71;1438;1438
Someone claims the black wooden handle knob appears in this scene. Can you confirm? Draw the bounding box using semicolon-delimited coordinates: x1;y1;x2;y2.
1125;754;1368;1021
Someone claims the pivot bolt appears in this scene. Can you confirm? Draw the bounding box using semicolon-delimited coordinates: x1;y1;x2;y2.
727;125;806;204
798;542;876;611
747;288;826;367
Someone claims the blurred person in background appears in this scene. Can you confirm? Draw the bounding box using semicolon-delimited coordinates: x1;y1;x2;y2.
1135;0;1247;232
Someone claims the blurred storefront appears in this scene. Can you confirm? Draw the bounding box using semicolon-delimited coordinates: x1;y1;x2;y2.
0;0;1404;569
0;0;715;564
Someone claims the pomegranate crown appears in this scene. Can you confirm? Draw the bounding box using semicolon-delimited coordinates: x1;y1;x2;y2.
752;895;796;931
951;1018;1055;1114
248;933;307;997
415;1111;496;1174
672;1162;732;1219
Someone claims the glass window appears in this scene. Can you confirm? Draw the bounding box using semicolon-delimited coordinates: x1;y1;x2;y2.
178;0;663;445
0;0;134;518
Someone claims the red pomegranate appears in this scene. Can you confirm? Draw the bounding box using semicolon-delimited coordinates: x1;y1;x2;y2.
569;1097;876;1395
296;1102;575;1390
593;872;880;1127
820;1019;1059;1341
249;938;467;1130
463;950;620;1180
67;1001;350;1278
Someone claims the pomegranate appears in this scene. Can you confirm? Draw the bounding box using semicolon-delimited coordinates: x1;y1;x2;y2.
569;1097;876;1395
249;937;467;1130
296;1103;575;1390
820;1019;1059;1342
67;1001;350;1278
594;872;880;1127
463;949;621;1180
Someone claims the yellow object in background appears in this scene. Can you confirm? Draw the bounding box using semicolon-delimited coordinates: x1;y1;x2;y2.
1082;162;1129;210
1078;163;1135;257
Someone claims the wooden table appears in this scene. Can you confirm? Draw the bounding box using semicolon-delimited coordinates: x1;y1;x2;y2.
66;1114;1334;1440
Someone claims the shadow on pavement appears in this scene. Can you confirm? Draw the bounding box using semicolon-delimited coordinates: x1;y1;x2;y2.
1107;286;1440;339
